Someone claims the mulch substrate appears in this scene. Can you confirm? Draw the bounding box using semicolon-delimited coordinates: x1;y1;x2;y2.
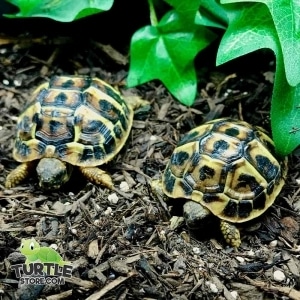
0;21;300;300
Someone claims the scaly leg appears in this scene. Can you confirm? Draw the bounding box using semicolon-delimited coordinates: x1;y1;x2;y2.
5;162;34;188
79;167;113;189
220;219;241;248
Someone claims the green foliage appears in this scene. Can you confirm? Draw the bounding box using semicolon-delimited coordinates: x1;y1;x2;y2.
196;0;228;29
216;0;300;155
271;56;300;156
3;0;300;154
127;10;217;106
5;0;113;22
127;0;219;106
221;0;300;86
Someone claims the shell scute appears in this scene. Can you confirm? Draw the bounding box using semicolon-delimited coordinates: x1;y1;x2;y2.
35;114;74;146
113;125;123;140
170;150;190;167
177;125;212;147
245;138;281;181
224;159;267;200
40;89;83;110
50;75;91;90
201;133;243;163
164;168;176;195
98;99;123;124
236;200;253;218
212;120;254;142
193;156;227;194
252;192;267;210
255;154;279;182
223;200;238;218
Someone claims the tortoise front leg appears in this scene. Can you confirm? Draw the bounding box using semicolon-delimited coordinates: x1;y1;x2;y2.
79;166;113;189
5;162;35;188
220;219;241;248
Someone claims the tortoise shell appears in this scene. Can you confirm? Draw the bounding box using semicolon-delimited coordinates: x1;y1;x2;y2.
13;75;133;167
162;118;287;223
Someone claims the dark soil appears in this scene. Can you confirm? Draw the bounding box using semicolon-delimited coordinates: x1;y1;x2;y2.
0;11;300;300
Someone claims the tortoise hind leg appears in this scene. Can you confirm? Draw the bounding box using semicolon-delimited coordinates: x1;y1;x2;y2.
5;162;35;188
79;166;113;189
220;219;241;248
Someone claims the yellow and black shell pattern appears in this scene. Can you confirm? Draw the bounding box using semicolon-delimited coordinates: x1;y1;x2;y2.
13;75;133;167
163;118;288;223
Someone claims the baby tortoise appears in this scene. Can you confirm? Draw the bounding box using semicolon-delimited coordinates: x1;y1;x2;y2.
152;118;288;247
6;75;148;190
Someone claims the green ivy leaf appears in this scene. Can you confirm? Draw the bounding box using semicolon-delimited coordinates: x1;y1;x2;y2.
5;0;113;22
196;0;228;29
165;0;228;29
216;3;276;65
164;0;201;20
221;0;300;86
127;10;216;106
216;2;300;155
271;54;300;155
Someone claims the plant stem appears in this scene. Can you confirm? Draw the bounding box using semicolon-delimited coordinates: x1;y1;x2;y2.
148;0;158;26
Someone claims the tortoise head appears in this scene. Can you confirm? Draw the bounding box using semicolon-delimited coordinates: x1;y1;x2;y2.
36;158;72;190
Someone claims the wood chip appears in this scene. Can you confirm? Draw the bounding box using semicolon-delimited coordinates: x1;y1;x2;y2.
85;271;137;300
87;239;99;259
